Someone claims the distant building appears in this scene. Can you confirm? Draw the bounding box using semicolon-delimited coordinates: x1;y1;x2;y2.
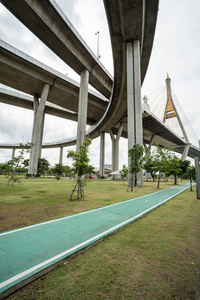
104;164;112;170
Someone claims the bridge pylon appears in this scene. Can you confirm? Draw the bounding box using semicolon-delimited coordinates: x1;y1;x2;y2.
163;74;190;160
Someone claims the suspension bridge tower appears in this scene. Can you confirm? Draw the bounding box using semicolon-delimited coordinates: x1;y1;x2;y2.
163;74;190;160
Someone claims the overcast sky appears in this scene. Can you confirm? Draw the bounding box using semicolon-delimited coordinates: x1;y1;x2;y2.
0;0;199;168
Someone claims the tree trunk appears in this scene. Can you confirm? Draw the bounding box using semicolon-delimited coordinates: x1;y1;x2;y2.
134;173;137;187
157;171;161;189
70;177;84;200
174;174;177;185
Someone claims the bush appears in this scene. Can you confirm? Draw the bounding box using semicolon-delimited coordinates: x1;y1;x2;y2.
56;175;61;180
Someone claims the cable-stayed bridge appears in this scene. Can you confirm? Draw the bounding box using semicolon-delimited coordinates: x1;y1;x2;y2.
0;73;199;160
0;0;199;179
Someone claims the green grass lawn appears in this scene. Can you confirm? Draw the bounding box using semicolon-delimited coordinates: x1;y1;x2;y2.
0;177;200;299
0;177;177;233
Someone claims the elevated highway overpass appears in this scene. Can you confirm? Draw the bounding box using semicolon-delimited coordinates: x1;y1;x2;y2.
1;0;113;99
1;0;199;177
0;40;108;126
0;40;189;152
1;85;200;161
1;0;159;136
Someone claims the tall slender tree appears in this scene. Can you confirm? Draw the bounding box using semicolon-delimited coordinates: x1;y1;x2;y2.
67;139;92;200
120;164;128;183
7;143;33;186
152;143;172;189
164;155;181;185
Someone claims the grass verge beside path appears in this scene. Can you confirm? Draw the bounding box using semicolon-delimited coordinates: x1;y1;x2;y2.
0;178;175;233
0;178;200;299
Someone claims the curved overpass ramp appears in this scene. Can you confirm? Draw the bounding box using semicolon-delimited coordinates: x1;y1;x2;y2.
1;0;159;139
92;0;159;135
0;40;108;126
1;0;113;99
1;1;199;162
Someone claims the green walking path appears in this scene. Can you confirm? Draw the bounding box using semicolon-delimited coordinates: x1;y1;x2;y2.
0;183;191;295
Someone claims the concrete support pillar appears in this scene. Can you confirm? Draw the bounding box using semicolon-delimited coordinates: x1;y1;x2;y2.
11;148;15;160
29;95;39;174
39;113;45;159
194;157;200;199
31;95;39;144
110;124;123;172
145;134;155;181
28;84;50;175
146;134;155;156
59;146;63;165
181;144;190;160
76;69;89;151
126;41;143;186
99;132;105;177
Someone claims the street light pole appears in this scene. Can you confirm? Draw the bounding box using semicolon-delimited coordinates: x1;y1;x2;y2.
95;31;100;60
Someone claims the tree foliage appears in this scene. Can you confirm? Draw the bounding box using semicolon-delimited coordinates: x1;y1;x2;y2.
143;155;158;182
67;139;92;200
143;143;173;189
164;155;181;185
153;144;173;189
7;143;33;185
179;160;191;179
52;163;64;176
0;162;12;177
37;158;50;176
120;164;128;183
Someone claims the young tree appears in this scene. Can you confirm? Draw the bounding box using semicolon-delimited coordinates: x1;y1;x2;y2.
7;143;33;186
164;155;181;185
143;155;158;181
37;158;50;176
120;164;128;183
179;160;190;180
63;165;72;177
152;143;173;189
67;139;92;200
0;162;12;177
128;144;144;191
52;163;65;176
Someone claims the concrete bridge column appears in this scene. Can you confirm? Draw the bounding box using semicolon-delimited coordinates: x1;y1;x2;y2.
28;84;50;175
194;157;200;199
99;132;105;177
181;144;190;161
110;124;123;172
29;94;39;174
11;148;15;160
145;134;155;156
145;134;155;181
126;41;143;186
59;146;63;164
76;69;89;151
31;95;39;144
39;113;45;159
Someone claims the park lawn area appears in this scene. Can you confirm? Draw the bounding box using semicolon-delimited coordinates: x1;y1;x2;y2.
0;178;200;299
0;177;176;233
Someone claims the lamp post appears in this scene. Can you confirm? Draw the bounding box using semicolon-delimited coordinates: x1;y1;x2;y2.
95;31;100;60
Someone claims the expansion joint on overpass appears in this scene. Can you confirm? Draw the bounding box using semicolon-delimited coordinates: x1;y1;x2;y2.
50;77;60;89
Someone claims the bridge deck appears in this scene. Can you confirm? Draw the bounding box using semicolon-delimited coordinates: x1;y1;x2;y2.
0;183;191;296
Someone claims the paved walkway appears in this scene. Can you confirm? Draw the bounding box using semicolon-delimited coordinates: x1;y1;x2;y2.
0;183;190;296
